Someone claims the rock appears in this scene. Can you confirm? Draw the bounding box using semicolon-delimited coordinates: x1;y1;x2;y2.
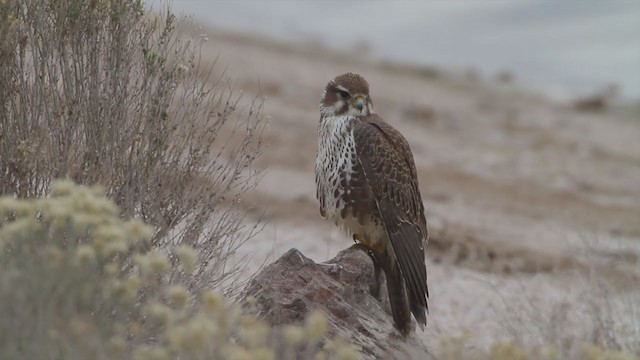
243;245;433;359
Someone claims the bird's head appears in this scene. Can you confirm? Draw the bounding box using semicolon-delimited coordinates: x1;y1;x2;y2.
320;73;373;118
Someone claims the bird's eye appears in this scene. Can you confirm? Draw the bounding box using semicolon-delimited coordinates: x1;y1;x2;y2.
338;90;350;99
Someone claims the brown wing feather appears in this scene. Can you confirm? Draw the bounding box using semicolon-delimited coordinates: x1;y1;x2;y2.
353;114;429;327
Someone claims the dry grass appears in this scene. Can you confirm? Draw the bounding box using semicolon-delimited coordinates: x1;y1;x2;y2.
439;335;638;360
433;237;640;360
0;0;265;296
501;239;639;355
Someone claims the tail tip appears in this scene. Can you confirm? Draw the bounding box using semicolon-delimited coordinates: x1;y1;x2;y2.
415;313;427;331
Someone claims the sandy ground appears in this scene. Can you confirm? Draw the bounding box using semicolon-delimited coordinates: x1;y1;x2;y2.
186;24;640;353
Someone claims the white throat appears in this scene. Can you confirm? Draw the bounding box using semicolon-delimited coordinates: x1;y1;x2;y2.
319;102;374;118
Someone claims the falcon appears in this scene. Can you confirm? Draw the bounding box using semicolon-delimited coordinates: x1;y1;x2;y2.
315;73;428;335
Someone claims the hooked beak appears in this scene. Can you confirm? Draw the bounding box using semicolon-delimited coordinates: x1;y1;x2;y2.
354;96;365;112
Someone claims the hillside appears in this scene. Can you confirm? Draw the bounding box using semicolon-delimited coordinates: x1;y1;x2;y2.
187;24;640;354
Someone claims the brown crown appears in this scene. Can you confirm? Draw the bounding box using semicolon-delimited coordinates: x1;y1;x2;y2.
331;72;369;95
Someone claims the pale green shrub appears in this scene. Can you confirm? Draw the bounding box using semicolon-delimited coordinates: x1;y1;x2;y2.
0;181;358;359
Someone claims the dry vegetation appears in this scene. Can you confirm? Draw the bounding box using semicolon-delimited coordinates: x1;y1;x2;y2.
1;0;639;359
0;1;362;358
0;0;265;296
0;181;357;359
438;336;638;360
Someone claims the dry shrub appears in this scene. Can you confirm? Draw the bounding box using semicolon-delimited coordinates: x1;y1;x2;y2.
0;182;358;359
0;0;264;295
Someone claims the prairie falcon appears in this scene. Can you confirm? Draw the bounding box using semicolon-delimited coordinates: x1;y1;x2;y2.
315;73;428;334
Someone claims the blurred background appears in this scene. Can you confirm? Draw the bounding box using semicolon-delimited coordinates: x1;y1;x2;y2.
155;0;640;100
145;0;640;355
2;0;638;358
